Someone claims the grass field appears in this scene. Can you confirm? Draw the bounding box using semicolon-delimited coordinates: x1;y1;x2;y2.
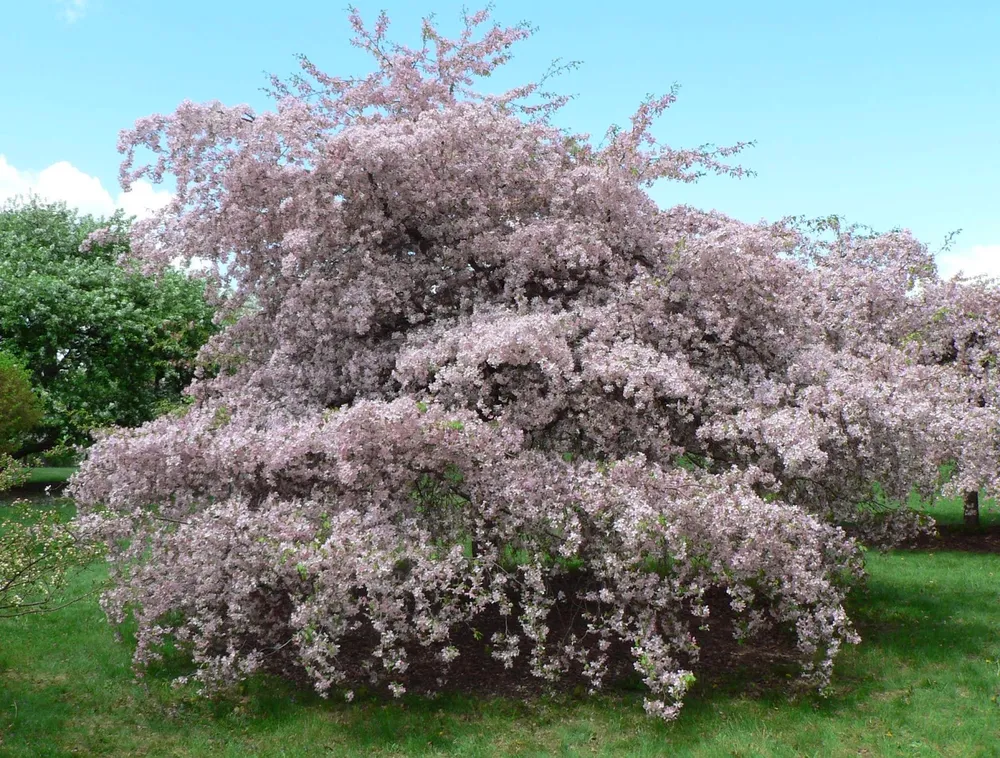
26;467;77;485
1;493;999;756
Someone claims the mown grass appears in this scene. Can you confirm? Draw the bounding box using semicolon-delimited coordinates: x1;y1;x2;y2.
1;495;999;756
25;467;77;485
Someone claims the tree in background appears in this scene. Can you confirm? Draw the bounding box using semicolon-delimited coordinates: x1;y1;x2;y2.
0;350;40;491
898;276;1000;527
0;199;217;451
0;351;43;454
791;215;1000;528
71;7;998;719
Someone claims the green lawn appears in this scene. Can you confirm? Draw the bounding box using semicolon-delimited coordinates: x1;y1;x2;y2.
1;499;999;756
19;467;77;488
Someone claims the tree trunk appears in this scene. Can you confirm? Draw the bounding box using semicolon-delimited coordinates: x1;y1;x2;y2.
964;489;980;528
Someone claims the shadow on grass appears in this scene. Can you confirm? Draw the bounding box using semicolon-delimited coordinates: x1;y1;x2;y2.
848;585;994;661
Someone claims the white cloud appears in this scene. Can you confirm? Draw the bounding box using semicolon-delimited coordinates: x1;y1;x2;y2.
117;179;175;218
936;245;1000;281
57;0;89;23
0;154;172;221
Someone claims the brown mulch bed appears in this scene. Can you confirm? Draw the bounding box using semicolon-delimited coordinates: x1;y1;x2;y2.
270;579;802;702
910;524;1000;553
299;524;1000;700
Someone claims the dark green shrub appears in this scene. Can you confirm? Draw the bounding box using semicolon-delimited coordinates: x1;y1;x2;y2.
0;351;42;454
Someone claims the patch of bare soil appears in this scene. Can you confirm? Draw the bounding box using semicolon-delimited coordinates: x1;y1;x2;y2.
911;524;1000;553
272;578;801;701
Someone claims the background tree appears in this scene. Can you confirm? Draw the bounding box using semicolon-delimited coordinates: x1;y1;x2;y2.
0;198;217;450
898;277;1000;527
791;215;1000;528
0;351;43;454
0;350;40;492
71;7;998;719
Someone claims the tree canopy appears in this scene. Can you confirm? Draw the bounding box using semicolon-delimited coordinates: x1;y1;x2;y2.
0;199;217;448
70;7;1000;719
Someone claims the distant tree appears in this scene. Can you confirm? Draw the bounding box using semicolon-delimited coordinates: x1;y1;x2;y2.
0;350;35;494
897;276;1000;527
789;216;1000;528
0;199;217;449
0;351;43;454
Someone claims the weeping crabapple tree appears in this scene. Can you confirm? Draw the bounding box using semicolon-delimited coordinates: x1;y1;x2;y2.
70;7;999;719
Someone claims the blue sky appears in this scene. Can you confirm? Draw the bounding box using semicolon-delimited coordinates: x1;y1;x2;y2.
2;0;997;277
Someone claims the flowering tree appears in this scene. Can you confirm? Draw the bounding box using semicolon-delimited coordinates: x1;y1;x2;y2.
897;276;1000;526
786;215;1000;527
70;7;997;719
0;496;100;622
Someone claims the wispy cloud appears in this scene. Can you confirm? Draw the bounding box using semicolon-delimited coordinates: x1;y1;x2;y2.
0;154;173;220
936;245;1000;281
57;0;89;23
